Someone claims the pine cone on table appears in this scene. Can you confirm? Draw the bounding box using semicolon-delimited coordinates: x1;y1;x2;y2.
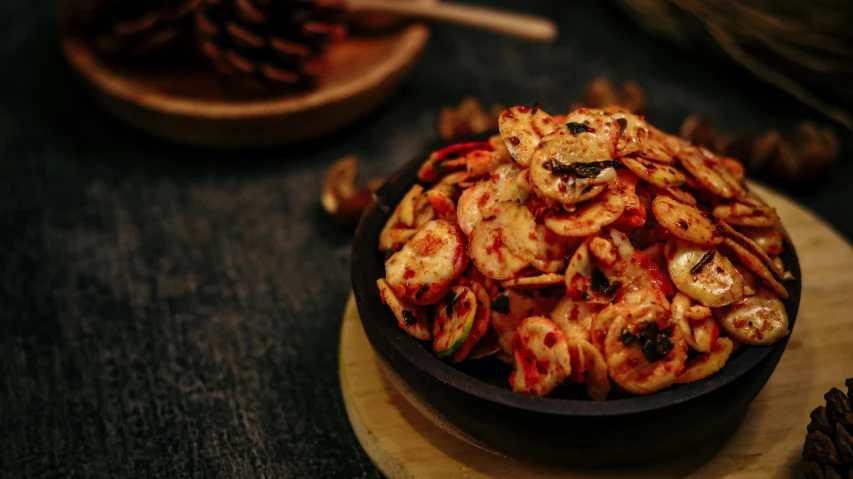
803;379;853;479
69;0;202;57
194;0;346;94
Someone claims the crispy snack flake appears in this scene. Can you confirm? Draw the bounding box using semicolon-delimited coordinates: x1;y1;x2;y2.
375;105;791;399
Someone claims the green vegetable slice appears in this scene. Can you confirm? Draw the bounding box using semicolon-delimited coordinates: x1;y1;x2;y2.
433;286;478;357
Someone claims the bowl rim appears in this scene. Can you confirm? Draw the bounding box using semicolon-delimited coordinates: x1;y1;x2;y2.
352;134;802;417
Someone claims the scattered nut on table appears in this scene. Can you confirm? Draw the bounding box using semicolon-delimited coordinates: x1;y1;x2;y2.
321;156;384;227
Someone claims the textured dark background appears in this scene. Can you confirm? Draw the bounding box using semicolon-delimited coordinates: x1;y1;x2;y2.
0;0;850;478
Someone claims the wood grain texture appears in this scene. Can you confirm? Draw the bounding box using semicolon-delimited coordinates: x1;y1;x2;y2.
340;183;853;479
60;1;430;148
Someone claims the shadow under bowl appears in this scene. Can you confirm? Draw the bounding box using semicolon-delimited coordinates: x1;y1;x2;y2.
351;135;802;464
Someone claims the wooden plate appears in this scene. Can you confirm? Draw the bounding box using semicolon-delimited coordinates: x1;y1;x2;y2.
60;4;429;148
341;183;853;477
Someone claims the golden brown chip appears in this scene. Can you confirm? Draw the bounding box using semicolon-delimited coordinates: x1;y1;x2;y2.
502;273;566;289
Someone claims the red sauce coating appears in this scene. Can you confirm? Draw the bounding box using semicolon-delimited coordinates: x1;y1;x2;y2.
435;141;490;162
544;332;557;348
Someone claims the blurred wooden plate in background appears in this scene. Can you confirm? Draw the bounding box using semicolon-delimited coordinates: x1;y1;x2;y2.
60;7;429;149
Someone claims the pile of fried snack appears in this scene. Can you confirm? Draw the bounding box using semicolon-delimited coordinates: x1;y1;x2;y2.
376;105;793;399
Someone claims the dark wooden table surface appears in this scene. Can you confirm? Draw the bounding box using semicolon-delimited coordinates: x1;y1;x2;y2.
1;1;850;477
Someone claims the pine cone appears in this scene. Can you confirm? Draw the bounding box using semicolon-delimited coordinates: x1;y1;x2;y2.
69;0;202;57
194;0;346;94
803;379;853;479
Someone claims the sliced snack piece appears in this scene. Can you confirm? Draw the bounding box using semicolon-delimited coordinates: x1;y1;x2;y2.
622;157;686;189
664;186;697;206
456;164;528;235
413;190;436;228
613;248;677;298
398;185;425;227
740;226;784;256
379;226;419;254
468;215;530;280
720;232;788;299
379;186;427;253
665;238;744;307
417;141;490;183
674;337;734;384
607;109;651;158
713;287;789;345
464;148;505;180
466;329;501;360
720;157;745;183
498;106;559;167
604;303;688;395
544;186;625;237
426;187;457;222
433;286;478;357
501;273;565;289
451;282;492;362
385;219;468;305
566;339;611;400
377;278;431;340
550;297;602;341
484;201;567;274
678;144;743;199
671;292;719;353
490;289;543;354
439;170;470;185
509;316;572;396
590;303;637;352
564;235;627;303
652;195;722;247
649;125;688;158
488;134;512;163
528;130;617;205
611;169;647;229
713;196;780;227
618;288;671;310
636;243;678;296
564;237;596;299
563;108;622;156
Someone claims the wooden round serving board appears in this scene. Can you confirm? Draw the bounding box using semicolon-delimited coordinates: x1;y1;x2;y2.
60;4;429;148
339;182;853;478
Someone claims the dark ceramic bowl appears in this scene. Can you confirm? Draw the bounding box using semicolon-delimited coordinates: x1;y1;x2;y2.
351;136;801;464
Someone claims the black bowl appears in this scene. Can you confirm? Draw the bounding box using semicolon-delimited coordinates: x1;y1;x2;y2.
351;136;801;464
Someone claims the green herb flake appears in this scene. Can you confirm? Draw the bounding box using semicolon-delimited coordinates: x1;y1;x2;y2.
605;280;622;296
433;161;445;176
490;294;510;315
414;285;430;300
690;250;716;274
401;310;418;327
547;159;619;179
621;322;674;362
445;291;461;316
590;267;609;292
581;291;591;301
566;122;590;135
